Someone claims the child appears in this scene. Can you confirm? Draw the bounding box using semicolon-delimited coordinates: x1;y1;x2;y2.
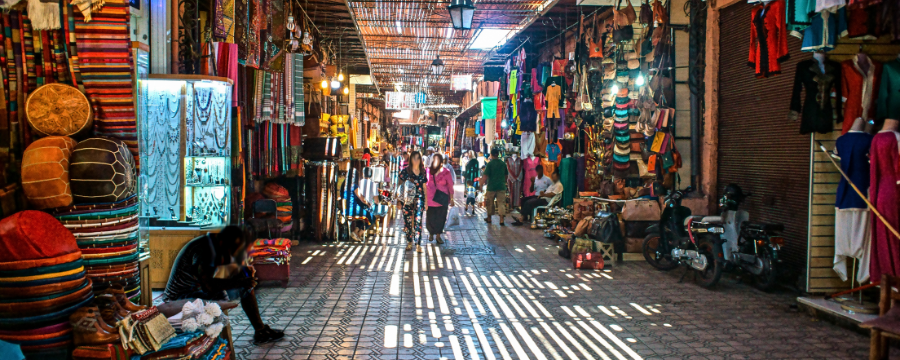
465;180;479;216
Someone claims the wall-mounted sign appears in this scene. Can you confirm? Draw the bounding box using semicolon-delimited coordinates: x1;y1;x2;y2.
451;74;472;91
385;92;419;110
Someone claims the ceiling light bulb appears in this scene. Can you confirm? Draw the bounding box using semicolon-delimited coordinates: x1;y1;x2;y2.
331;79;341;89
636;73;645;86
338;73;345;81
343;86;350;95
611;84;619;95
321;79;328;89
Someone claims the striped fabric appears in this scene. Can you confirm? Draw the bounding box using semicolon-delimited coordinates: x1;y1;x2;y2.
70;0;138;168
292;52;304;125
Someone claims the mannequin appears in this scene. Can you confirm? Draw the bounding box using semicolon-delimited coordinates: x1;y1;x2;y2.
814;51;827;74
523;154;539;197
832;116;874;283
868;118;900;280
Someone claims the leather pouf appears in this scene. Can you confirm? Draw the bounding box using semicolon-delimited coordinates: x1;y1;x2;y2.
0;211;80;267
21;136;77;209
69;138;135;203
25;83;93;137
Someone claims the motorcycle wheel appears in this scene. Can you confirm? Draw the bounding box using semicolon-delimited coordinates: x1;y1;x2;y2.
642;233;679;271
695;237;723;288
752;248;778;291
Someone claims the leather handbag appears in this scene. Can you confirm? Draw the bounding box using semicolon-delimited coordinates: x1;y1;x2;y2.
621;199;661;221
574;217;593;236
587;33;604;58
573;252;605;270
570;237;594;255
580;68;594;111
573;199;595;221
432;189;450;206
640;0;653;25
614;0;637;27
588;212;624;243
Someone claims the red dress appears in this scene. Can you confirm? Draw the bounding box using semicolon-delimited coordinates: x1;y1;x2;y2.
749;0;789;78
841;56;882;134
869;131;900;281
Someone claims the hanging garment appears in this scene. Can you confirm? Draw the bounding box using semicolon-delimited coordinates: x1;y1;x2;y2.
877;59;900;121
833;131;874;283
506;156;524;207
800;8;847;52
787;0;817;37
509;69;518;95
749;0;789;78
841;55;882;134
546;85;562;119
523;156;540;197
519;100;537;132
868;131;900;282
849;0;881;8
789;59;843;134
884;0;900;42
541;158;557;178
576;155;586;192
520;132;535;158
559;156;576;207
534;133;548;157
546;142;561;162
846;4;881;39
552;59;567;77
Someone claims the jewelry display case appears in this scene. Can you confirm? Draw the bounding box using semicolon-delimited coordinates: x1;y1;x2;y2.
137;75;233;229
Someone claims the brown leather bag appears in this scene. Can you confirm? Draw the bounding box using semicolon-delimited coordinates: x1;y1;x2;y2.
614;0;637;27
640;0;653;25
574;217;593;237
621;199;661;221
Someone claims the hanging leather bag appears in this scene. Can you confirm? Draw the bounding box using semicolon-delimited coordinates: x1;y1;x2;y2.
574;216;593;236
612;0;636;43
621;199;661;221
640;0;654;25
581;68;594;111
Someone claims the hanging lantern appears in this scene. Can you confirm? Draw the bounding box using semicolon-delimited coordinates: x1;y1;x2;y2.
321;79;328;89
343;86;350;95
331;78;341;89
448;0;475;30
338;72;345;82
636;73;645;86
431;55;445;75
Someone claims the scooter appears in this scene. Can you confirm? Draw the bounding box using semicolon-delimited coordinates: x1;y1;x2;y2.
705;184;784;291
642;187;725;288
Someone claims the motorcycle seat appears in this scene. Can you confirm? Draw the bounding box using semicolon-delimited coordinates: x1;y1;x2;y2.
700;216;723;223
745;223;784;232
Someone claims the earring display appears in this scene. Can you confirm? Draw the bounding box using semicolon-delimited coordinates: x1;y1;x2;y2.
138;76;234;228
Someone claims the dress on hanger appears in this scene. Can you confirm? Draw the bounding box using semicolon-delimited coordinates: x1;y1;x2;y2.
877;59;900;121
523;156;540;197
506;156;524;207
841;55;882;134
749;0;789;78
790;59;843;134
868;130;900;281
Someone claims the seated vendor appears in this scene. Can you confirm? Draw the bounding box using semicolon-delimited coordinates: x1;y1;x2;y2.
513;168;562;226
352;167;379;241
162;226;285;344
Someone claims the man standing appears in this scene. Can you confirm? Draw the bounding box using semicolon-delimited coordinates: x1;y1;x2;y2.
482;148;509;225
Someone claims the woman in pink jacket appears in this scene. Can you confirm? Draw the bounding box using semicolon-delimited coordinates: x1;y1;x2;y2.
426;155;454;244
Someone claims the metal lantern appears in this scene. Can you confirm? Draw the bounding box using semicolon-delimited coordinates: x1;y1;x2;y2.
448;0;475;30
431;55;445;75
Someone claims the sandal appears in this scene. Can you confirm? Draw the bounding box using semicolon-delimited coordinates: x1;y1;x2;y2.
254;325;285;344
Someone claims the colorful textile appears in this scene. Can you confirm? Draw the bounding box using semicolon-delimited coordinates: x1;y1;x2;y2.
71;0;138;166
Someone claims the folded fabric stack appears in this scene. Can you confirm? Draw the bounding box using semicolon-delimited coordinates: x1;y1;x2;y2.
132;331;217;360
0;211;94;359
263;183;292;233
248;239;292;266
50;195;142;302
117;307;176;355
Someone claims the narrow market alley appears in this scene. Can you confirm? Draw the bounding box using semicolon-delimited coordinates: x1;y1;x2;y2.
220;189;872;360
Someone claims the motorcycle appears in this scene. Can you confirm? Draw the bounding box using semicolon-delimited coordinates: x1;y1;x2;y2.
642;187;725;288
708;184;783;291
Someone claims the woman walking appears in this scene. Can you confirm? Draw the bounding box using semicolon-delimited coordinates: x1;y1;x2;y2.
399;151;428;252
464;151;480;187
426;155;454;244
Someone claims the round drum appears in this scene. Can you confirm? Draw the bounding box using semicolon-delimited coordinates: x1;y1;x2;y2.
69;138;136;204
25;84;93;138
21;136;77;209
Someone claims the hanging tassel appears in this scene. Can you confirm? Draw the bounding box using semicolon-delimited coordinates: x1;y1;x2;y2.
27;0;61;30
69;0;93;22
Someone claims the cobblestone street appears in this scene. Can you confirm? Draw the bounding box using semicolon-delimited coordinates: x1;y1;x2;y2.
221;190;873;360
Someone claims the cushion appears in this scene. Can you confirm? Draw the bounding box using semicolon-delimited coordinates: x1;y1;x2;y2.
0;278;88;299
0;211;80;264
21;136;77;209
69;138;135;204
24;83;93;137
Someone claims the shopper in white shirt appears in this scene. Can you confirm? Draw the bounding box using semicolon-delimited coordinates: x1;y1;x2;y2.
352;167;379;241
513;168;562;226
